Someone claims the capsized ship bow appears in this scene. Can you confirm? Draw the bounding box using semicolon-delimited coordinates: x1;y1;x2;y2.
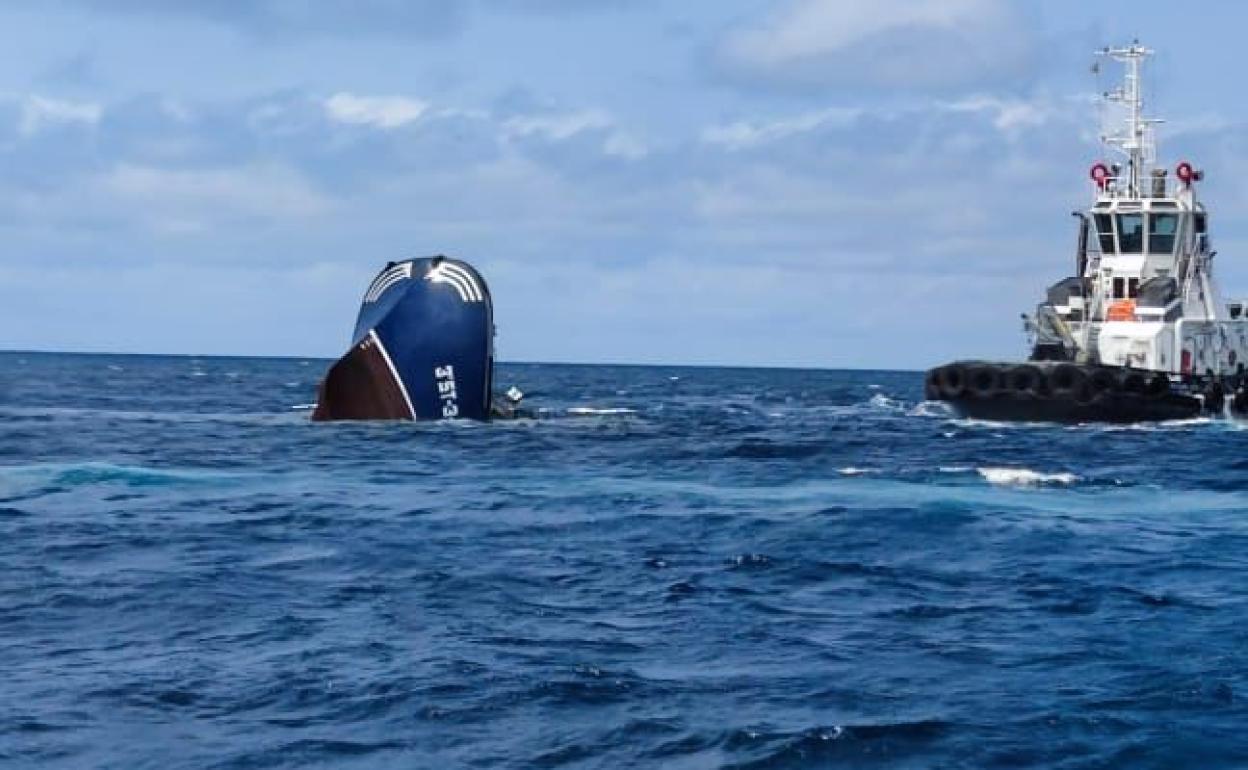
313;256;505;422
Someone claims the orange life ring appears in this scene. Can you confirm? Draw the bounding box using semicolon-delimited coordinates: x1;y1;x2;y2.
1106;299;1136;321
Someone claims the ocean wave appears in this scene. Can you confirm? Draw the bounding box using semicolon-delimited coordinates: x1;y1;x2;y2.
867;393;905;411
710;720;949;768
0;461;248;492
566;407;638;416
0;406;308;426
9;356;1248;769
909;400;955;417
727;439;826;459
977;467;1081;487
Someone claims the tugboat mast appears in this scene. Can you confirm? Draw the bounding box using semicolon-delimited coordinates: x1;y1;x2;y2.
1097;42;1161;198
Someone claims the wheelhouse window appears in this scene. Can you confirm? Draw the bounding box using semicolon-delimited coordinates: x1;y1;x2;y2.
1113;277;1125;299
1094;213;1115;253
1117;213;1144;253
1128;277;1139;298
1149;213;1178;253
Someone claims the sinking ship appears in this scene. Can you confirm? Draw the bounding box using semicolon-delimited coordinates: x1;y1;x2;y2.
313;256;523;422
927;44;1248;422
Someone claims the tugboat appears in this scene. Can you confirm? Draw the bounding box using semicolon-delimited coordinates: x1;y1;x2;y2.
313;255;524;422
926;43;1248;422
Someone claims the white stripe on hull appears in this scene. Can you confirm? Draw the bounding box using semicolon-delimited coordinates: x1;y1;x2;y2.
368;329;416;420
425;262;483;303
364;263;413;303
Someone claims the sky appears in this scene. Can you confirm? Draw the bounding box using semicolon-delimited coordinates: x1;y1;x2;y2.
3;0;1248;368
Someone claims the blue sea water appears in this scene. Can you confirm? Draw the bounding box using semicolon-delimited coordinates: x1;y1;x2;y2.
3;351;1248;769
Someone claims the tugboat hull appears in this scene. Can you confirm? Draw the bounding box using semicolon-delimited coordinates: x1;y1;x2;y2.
313;256;494;422
925;361;1208;423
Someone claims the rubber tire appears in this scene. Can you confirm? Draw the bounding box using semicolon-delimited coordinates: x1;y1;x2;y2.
1145;373;1170;399
967;365;1001;399
1005;365;1042;397
1049;364;1092;405
1120;371;1148;396
1089;368;1118;397
937;365;967;399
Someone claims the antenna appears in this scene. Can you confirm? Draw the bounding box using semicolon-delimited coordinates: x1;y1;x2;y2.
1096;41;1163;198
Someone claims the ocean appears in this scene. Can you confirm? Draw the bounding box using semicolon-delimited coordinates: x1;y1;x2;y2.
3;352;1247;769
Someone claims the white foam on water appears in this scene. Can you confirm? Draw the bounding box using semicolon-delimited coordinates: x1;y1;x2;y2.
867;394;904;411
977;467;1080;487
952;418;1054;430
837;467;872;476
567;407;638;416
909;400;954;418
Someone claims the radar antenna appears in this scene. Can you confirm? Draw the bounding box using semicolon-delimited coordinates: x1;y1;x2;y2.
1096;42;1163;198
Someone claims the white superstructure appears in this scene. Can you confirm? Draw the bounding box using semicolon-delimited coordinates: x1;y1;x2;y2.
1030;43;1248;379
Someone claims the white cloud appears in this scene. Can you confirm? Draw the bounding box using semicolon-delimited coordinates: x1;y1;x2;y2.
603;131;648;159
701;108;861;150
501;109;649;159
502;109;613;141
727;0;986;67
103;163;334;231
324;91;427;129
717;0;1032;90
944;96;1052;133
18;95;102;135
699;97;1057;154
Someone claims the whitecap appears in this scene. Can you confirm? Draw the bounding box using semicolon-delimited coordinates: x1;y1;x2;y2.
567;407;637;416
867;394;904;411
977;467;1080;487
837;467;872;476
908;400;954;418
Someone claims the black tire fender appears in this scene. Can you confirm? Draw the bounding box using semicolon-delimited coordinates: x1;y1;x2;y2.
1089;368;1118;396
1049;364;1092;404
1005;365;1042;396
937;365;967;399
1120;371;1148;396
1145;373;1170;399
966;365;1001;399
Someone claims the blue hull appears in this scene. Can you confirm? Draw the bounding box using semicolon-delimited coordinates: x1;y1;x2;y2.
313;256;494;422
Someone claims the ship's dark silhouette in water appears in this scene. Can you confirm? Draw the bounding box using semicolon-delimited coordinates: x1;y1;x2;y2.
313;256;521;422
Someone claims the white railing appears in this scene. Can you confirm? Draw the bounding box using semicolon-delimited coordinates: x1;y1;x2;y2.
1092;176;1177;200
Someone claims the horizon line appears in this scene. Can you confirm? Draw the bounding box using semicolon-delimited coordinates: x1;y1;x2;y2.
0;348;921;374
